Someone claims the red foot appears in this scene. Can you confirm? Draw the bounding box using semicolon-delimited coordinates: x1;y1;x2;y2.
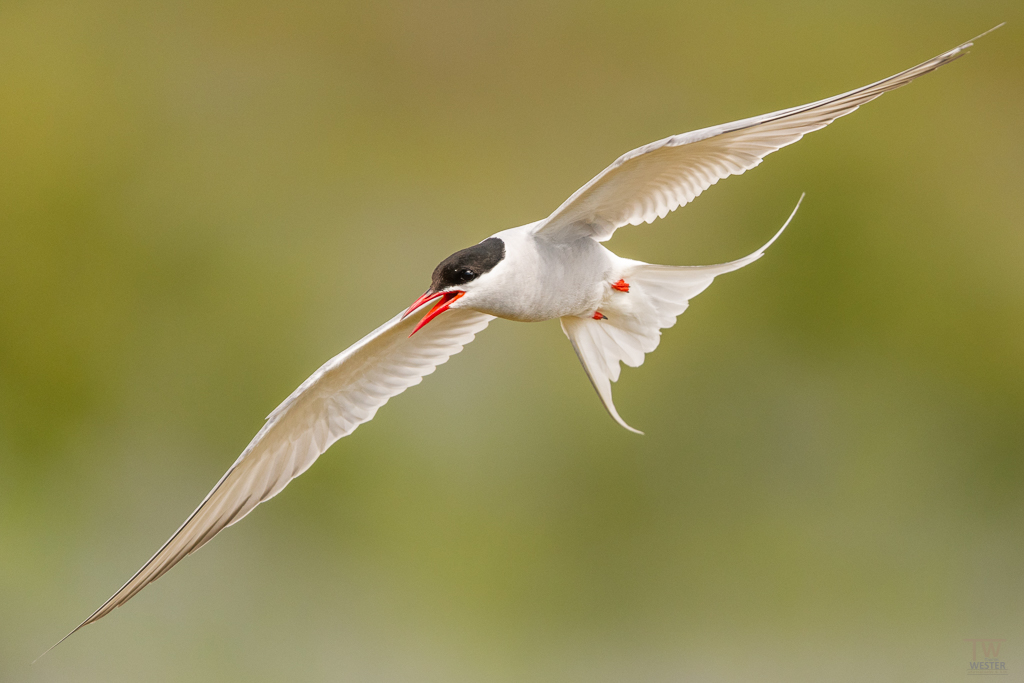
611;279;630;293
592;311;607;320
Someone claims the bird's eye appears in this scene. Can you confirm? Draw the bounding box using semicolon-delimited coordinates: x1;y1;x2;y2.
457;268;475;283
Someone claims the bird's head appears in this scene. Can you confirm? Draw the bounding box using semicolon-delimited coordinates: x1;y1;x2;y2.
403;237;506;335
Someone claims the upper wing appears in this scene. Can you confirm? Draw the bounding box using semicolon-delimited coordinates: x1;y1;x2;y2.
59;306;493;644
533;32;988;243
561;197;801;433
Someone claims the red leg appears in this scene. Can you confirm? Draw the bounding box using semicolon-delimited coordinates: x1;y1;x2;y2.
611;279;630;293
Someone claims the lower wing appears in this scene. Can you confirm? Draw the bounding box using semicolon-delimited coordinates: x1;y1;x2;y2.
53;305;493;648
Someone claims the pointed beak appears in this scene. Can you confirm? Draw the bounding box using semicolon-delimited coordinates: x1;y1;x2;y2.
403;289;465;336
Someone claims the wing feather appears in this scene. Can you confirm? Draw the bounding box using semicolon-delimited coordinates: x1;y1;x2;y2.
534;33;988;242
58;306;492;644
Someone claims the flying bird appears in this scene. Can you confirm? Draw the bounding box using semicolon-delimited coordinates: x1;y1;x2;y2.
51;29;997;650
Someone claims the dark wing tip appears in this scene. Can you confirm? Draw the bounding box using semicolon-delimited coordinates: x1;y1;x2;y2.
34;621;88;664
969;23;1006;45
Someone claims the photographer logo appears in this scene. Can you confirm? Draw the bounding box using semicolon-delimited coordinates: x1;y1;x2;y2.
965;639;1007;676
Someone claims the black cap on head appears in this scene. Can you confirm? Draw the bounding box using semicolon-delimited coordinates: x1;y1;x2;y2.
431;237;505;291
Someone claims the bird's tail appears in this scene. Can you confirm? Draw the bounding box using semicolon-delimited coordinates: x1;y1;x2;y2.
621;198;798;324
561;194;803;433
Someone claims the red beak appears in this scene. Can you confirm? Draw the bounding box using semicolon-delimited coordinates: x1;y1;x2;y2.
403;290;465;336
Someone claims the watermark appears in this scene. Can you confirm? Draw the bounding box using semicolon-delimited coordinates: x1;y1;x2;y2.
965;639;1007;676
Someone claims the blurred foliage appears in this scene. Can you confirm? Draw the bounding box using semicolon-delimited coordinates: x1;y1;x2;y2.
1;1;1022;681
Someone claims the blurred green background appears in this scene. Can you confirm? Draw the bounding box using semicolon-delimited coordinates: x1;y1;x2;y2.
2;1;1021;681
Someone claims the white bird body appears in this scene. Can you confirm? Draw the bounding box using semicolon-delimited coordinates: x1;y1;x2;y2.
47;28;999;651
461;226;614;321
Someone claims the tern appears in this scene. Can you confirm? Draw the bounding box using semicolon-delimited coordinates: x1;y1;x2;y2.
51;30;996;650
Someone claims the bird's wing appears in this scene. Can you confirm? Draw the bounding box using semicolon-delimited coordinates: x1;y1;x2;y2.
61;306;493;642
561;197;800;433
533;32;985;243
